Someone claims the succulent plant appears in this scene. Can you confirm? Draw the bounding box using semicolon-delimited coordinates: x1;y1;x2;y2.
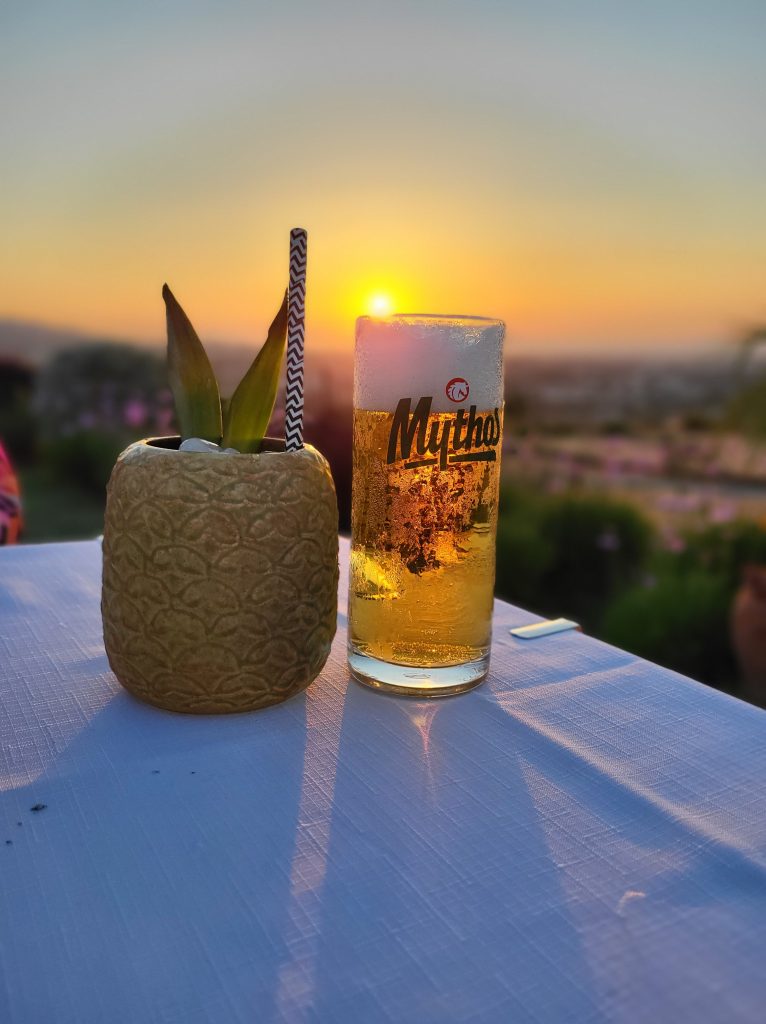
163;284;288;453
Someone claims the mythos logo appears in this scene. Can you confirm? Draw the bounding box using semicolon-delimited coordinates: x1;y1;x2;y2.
446;377;469;402
387;397;501;472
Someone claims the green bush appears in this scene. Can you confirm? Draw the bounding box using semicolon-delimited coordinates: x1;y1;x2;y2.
601;571;735;692
495;515;554;611
0;397;38;464
669;521;766;588
495;483;766;695
495;486;653;627
33;342;174;495
34;343;171;443
43;431;125;494
539;495;652;625
0;358;37;464
633;519;766;693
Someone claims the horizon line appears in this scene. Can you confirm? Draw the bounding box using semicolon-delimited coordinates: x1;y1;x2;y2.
0;312;739;361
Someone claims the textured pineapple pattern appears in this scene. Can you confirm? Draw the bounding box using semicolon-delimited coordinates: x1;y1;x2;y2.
102;439;339;713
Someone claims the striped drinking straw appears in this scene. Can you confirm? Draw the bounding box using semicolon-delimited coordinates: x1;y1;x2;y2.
285;228;307;451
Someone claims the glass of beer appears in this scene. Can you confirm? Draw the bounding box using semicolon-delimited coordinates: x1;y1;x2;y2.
348;314;505;695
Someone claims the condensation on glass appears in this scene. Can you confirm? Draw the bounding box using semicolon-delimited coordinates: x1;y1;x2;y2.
348;314;505;695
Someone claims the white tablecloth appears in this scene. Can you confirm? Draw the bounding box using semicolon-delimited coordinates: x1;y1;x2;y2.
1;539;765;1023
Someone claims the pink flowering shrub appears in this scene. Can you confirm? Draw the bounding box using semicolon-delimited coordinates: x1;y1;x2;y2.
34;344;176;492
35;344;173;442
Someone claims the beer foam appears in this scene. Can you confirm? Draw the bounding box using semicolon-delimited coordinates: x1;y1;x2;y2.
355;315;505;412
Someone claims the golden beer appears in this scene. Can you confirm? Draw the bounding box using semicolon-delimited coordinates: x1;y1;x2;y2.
349;315;505;695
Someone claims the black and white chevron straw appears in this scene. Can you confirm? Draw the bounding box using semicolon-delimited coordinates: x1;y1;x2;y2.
285;227;307;451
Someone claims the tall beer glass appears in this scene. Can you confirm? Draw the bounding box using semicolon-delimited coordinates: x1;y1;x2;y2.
348;314;505;695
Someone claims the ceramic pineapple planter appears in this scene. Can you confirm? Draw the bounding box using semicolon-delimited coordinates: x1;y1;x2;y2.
102;236;333;712
102;436;338;713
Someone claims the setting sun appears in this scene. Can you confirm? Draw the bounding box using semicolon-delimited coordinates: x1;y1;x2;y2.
369;294;394;317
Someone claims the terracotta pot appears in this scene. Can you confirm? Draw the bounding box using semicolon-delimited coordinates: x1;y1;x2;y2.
101;437;338;713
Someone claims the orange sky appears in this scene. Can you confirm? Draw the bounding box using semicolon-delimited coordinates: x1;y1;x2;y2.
2;3;765;354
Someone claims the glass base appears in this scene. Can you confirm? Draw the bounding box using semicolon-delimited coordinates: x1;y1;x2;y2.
348;646;489;697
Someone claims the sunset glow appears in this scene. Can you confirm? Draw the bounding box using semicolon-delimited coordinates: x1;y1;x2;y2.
1;5;764;355
368;294;394;317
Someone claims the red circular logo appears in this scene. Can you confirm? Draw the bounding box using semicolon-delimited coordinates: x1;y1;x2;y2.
446;377;469;403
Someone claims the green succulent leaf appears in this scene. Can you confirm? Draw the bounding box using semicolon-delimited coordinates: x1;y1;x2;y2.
163;284;222;443
222;291;288;453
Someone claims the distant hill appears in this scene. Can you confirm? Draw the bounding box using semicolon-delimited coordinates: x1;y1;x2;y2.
0;317;354;398
1;316;747;423
0;318;139;366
